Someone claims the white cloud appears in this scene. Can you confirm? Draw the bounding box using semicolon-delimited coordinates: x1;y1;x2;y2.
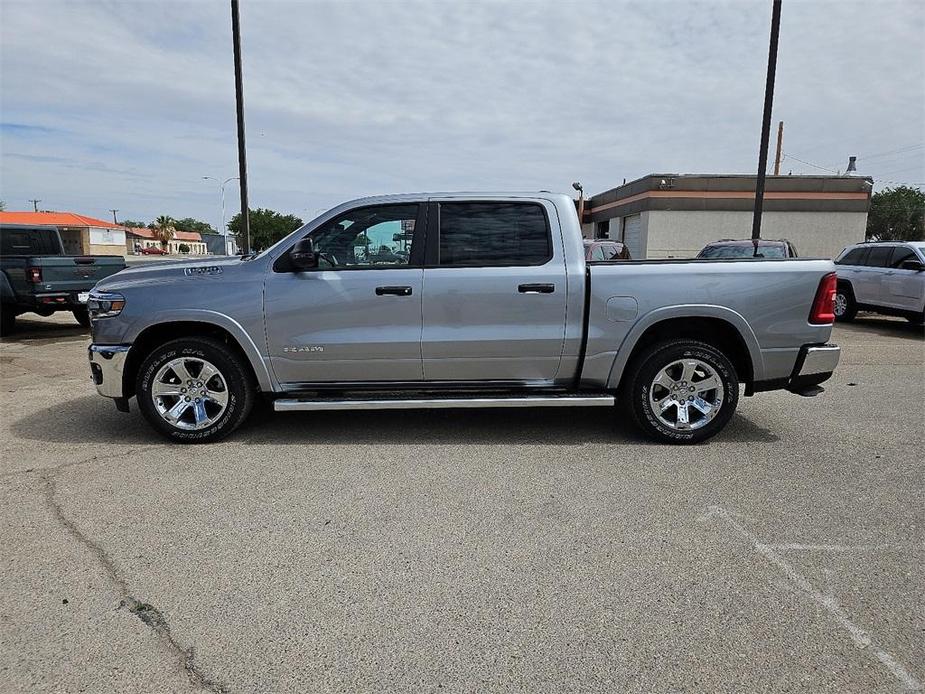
1;0;922;225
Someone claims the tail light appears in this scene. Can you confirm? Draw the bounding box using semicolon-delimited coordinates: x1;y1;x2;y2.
809;272;837;324
27;267;42;283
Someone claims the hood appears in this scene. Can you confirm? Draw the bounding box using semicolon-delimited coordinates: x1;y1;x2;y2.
94;256;248;291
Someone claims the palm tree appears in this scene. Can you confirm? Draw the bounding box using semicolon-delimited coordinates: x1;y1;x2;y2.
153;215;175;249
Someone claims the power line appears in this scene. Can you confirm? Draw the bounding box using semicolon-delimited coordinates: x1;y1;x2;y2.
781;153;838;173
859;143;924;161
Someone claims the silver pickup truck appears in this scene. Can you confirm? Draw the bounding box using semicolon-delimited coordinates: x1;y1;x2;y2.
87;193;840;444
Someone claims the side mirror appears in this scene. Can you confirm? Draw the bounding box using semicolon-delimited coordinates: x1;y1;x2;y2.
290;237;318;270
900;259;924;272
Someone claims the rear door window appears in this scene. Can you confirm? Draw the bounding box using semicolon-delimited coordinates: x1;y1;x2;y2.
590;245;606;261
865;246;893;268
438;202;551;267
889;246;917;268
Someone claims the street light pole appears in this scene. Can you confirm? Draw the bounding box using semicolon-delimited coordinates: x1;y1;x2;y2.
230;0;250;254
202;175;239;253
751;0;782;241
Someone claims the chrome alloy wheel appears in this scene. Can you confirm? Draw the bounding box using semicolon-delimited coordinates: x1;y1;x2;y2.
648;358;725;431
151;357;229;430
833;292;848;317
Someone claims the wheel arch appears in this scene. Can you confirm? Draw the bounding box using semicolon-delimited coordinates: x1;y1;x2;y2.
606;307;761;393
123;314;274;398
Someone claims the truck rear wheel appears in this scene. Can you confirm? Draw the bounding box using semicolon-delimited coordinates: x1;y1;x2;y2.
136;337;255;443
624;339;739;444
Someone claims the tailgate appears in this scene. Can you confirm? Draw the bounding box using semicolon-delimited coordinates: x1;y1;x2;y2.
31;256;126;293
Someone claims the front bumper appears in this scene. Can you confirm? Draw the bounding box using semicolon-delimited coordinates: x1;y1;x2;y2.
88;344;130;398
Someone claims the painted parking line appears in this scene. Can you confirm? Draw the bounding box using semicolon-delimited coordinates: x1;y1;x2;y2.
699;505;922;692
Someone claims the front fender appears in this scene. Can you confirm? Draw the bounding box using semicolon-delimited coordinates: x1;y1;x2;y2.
125;309;276;392
604;304;766;389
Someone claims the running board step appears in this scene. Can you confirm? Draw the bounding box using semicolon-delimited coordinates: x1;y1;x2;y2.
273;394;615;412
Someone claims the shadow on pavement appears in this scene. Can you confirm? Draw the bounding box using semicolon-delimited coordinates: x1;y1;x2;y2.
0;316;88;343
12;394;779;446
837;314;924;340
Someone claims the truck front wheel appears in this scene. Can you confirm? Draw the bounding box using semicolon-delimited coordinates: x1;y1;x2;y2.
625;339;739;444
136;337;255;443
72;307;91;328
0;309;15;337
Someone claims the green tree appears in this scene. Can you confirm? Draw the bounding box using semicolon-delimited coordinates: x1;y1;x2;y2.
0;201;6;211
866;186;925;241
227;208;303;252
120;219;148;228
174;217;217;235
152;215;176;248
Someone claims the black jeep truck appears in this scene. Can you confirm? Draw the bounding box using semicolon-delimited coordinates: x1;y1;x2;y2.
0;224;125;335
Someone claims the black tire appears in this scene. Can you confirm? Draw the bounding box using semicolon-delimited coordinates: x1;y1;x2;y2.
0;309;15;337
834;283;857;321
72;306;92;328
136;337;255;443
624;339;739;444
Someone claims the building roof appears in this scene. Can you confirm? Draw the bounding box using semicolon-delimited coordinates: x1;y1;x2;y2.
585;173;873;222
0;211;126;229
126;226;202;242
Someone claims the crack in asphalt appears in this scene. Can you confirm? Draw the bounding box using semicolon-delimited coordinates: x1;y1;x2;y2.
0;445;161;480
41;474;230;693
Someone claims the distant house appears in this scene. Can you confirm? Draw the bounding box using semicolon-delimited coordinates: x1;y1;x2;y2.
125;226;207;255
0;211;127;255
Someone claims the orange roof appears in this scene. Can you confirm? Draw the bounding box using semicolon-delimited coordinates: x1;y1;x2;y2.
0;211;125;229
0;211;202;242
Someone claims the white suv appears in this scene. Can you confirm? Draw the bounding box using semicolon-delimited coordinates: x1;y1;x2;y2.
834;241;925;323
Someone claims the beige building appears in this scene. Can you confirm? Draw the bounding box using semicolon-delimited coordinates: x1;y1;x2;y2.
582;174;873;259
125;227;207;255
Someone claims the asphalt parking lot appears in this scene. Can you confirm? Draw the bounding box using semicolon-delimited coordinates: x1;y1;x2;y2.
1;313;922;693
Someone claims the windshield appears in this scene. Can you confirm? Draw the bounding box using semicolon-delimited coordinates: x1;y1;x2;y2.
698;243;787;259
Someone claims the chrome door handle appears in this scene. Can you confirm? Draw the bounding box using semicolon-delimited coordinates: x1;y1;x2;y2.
375;286;412;296
518;283;555;294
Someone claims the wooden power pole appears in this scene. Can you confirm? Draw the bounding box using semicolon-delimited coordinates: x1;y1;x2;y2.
773;121;784;175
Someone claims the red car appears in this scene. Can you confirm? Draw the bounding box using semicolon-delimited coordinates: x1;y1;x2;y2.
141;246;168;255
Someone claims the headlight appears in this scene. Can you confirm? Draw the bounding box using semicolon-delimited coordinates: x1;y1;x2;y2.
87;291;126;319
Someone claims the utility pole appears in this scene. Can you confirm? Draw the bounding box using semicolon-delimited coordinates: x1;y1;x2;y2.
231;0;250;255
773;121;784;175
29;199;41;212
110;209;119;224
751;0;782;241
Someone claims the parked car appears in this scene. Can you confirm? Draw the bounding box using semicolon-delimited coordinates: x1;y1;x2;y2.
87;193;840;445
697;239;798;259
1;224;125;335
584;240;632;261
833;241;925;323
141;246;168;255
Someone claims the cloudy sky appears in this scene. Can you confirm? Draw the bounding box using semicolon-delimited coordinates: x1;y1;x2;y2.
1;0;923;229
